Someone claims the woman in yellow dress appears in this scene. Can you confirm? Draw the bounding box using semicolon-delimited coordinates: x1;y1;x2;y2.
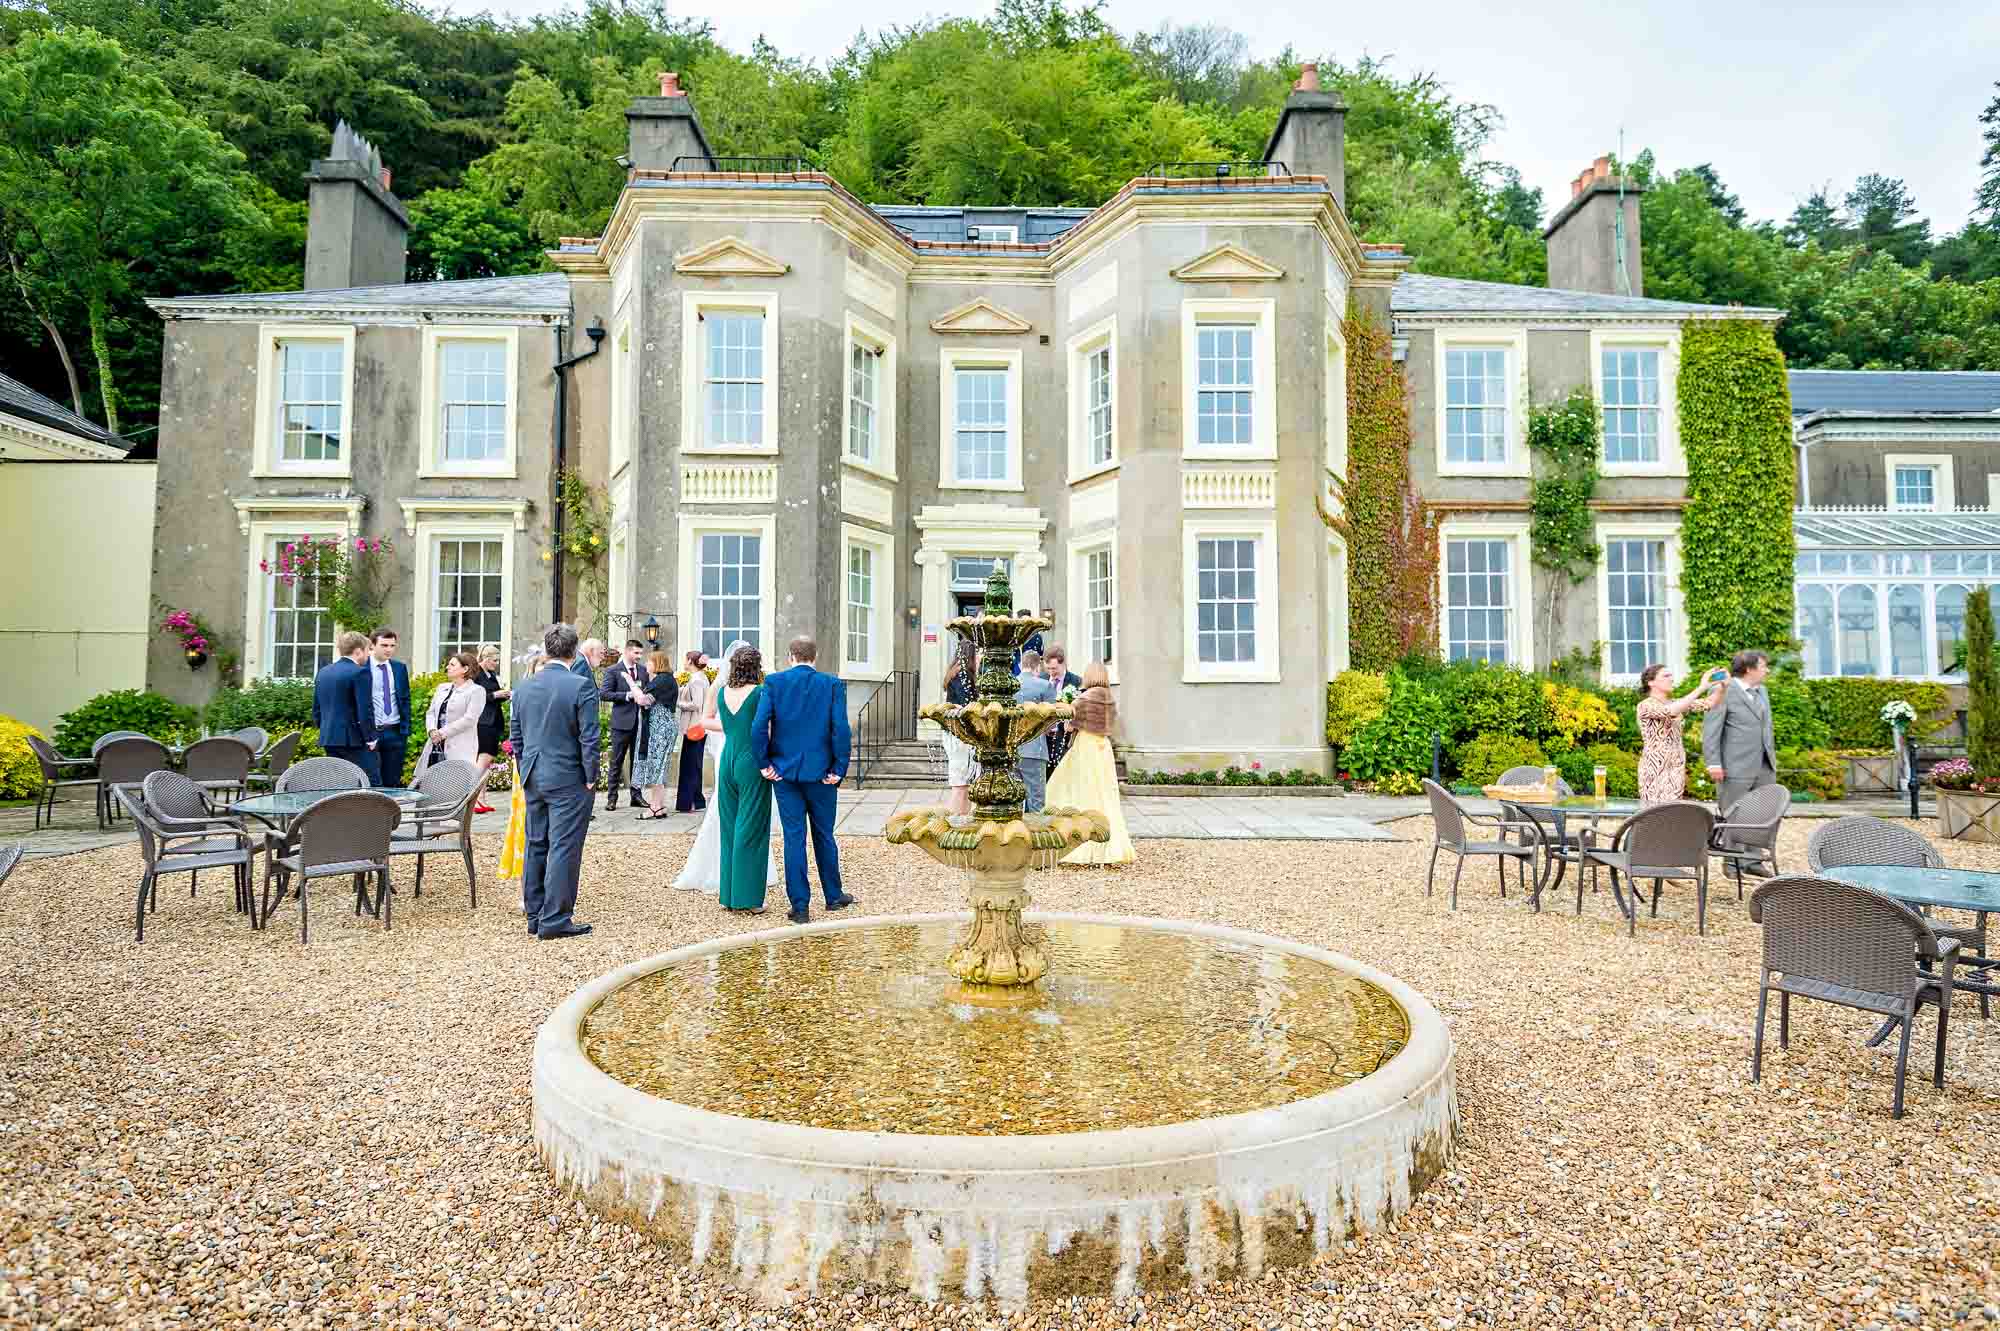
1043;660;1134;865
497;648;539;902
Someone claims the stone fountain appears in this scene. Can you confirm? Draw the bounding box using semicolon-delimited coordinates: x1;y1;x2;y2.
884;567;1110;986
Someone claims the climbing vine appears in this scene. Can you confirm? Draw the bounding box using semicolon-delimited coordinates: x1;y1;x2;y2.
548;468;610;636
1679;319;1796;663
1322;312;1437;670
1526;388;1601;663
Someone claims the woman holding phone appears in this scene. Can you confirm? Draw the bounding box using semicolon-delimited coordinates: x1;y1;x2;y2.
1635;664;1726;805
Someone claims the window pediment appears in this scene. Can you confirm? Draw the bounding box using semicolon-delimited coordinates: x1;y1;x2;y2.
673;236;791;278
930;298;1032;335
1170;243;1284;283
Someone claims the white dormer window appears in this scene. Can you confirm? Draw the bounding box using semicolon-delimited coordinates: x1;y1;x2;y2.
969;225;1018;243
1885;454;1954;510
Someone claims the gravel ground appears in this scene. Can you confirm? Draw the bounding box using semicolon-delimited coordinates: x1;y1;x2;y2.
2;819;1997;1330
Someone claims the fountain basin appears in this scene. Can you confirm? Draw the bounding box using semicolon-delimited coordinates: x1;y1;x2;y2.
534;912;1456;1305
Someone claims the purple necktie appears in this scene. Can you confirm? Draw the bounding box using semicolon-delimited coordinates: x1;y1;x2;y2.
379;663;392;716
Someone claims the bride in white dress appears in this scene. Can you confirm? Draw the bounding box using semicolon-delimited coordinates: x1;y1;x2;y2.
672;639;780;892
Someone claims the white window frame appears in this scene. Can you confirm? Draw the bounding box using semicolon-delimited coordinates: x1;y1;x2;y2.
252;323;355;478
939;346;1023;491
1433;328;1528;478
970;225;1018;243
1595;521;1685;684
411;518;515;674
1325;534;1350;679
676;514;776;659
1180;298;1277;460
838;522;895;682
1590;329;1684;477
1067;535;1119;683
1066;315;1118;483
242;515;354;681
1436;517;1533;668
1180;520;1279;683
1885;453;1954;511
419;325;519;478
680;291;779;456
609;319;633;478
841;311;898;482
1325;320;1349;489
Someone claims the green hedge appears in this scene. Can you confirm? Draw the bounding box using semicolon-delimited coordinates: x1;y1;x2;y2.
1455;734;1547;787
1554;743;1639;799
51;689;199;753
1324;671;1389;747
203;678;321;758
1778;747;1844;800
1342;669;1448;779
1803;679;1949;749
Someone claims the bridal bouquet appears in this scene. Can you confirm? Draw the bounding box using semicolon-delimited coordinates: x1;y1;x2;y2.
1880;700;1917;727
1061;685;1078;704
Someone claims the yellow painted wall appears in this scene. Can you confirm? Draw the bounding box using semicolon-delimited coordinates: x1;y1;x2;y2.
0;462;158;732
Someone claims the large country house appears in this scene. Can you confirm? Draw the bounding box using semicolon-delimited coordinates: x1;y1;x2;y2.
146;68;1781;772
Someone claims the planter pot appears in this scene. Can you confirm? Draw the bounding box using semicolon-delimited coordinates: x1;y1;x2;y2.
1844;754;1897;794
1936;788;2000;842
183;649;209;670
1118;783;1344;798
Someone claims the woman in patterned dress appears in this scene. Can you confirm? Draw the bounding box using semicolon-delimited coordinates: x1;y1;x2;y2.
1635;664;1725;805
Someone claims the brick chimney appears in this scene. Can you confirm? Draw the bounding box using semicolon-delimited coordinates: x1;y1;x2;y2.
303;121;408;290
1542;155;1645;296
626;69;715;171
1261;63;1347;209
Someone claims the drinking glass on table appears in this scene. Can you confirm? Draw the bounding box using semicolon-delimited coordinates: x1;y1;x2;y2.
1592;765;1608;800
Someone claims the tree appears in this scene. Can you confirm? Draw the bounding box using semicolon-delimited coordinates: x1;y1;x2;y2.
1843;173;1931;267
473;57;650;242
1689;162;1745;226
1976;80;2000;224
1130;22;1249;107
1782;186;1846;250
0;27;258;433
406;185;544;281
1965;588;2000;775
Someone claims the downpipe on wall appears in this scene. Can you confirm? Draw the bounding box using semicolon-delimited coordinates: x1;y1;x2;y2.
551;319;606;622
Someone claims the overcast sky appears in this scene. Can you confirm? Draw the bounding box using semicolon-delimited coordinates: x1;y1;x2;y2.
453;0;1998;234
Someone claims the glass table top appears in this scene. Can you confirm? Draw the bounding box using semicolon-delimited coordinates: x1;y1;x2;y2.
230;788;421;817
1820;865;2000;914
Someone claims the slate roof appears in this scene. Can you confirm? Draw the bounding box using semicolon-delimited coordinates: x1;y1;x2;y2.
0;371;128;451
1789;369;2000;418
152;273;572;314
872;206;1091;245
1390;273;1778;318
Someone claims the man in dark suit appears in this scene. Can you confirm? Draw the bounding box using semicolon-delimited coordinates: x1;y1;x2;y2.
571;637;603;694
364;627;412;788
753;635;856;925
311;631;380;783
599;639;652;811
509;622;600;941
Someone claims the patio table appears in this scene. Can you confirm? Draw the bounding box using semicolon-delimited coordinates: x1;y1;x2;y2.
230;787;422;832
1818;864;1999;1041
1504;796;1641;907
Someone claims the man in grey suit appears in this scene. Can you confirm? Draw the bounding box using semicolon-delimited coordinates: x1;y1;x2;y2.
1013;648;1057;813
509;623;601;941
1703;649;1778;815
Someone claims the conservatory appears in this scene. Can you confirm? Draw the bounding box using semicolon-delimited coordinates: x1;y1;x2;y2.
1793;508;2000;680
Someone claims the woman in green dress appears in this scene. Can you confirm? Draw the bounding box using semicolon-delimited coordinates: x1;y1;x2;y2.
716;644;771;913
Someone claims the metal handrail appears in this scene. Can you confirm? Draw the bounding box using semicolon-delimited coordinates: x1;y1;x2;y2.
1143;160;1290;179
669;155;814;174
850;670;920;787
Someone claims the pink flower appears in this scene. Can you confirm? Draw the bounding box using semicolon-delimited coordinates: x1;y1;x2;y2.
1250;761;1262;771
500;739;515;755
258;560;269;573
356;537;368;552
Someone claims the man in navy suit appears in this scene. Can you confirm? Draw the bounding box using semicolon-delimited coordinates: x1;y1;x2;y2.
509;623;601;941
364;627;412;788
311;631;380;783
752;636;856;924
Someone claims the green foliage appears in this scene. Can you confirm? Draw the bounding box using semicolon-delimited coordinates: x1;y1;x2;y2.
407;185;545;282
1324;670;1390;748
0;715;43;799
401;669;447;783
1541;680;1621;751
1377;770;1424;796
1454;733;1547;787
1554;743;1639;799
51;689;199;753
1125;766;1334;787
1329;313;1436;670
1436;662;1551;749
1678;321;1796;665
202;679;321;758
1803;678;1950;748
1967;588;2000;775
1343;669;1447;780
1777;747;1845;801
1766;671;1830;752
1525;389;1601;585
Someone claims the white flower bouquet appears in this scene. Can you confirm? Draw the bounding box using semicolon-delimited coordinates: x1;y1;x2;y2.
1880;700;1917;726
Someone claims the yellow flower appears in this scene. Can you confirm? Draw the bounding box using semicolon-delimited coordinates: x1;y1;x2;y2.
539;550;553;563
675;669;691;685
589;535;601;547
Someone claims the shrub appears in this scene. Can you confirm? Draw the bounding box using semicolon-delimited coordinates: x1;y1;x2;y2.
1455;733;1548;787
1438;662;1550;747
401;670;449;784
1542;681;1620;750
1766;671;1830;751
1967;589;2000;775
1343;669;1449;780
51;689;198;754
1805;678;1948;749
1554;743;1639;799
1377;770;1423;796
1777;747;1844;801
1324;671;1390;747
0;715;43;798
203;678;321;758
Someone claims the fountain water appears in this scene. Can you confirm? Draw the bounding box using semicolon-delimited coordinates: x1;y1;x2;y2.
534;571;1457;1305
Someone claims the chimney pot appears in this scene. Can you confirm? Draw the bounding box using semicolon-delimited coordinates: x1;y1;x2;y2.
1295;62;1320;92
660;71;681;97
1592;155;1611;181
379;167;392;191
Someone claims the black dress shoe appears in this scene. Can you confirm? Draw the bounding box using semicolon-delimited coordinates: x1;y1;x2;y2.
786;909;809;925
825;894;857;910
605;798;619;811
538;923;593;940
527;921;539;936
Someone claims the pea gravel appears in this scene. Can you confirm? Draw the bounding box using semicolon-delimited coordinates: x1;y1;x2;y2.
2;819;1996;1329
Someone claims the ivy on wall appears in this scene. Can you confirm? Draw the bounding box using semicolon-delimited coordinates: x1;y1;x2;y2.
1323;312;1437;670
1525;388;1602;665
1678;319;1796;664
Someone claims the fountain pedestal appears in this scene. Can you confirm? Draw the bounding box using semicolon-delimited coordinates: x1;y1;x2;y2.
950;873;1044;985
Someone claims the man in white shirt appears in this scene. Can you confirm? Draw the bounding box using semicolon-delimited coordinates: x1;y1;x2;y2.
367;628;411;789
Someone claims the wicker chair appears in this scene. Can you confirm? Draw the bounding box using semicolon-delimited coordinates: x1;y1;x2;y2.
25;735;96;830
387;759;487;905
117;777;260;941
91;730;147;756
1807;815;1987;1021
1579;801;1717;935
94;736;170;830
275;755;370;793
182;736;255;802
259;789;402;943
0;843;22;888
229;727;271;755
1749;875;1957;1118
1497;766;1572;795
1421;779;1544;910
1711;785;1791;899
244;732;301;791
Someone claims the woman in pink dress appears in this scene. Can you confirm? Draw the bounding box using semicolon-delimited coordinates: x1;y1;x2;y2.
1635;664;1725;805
